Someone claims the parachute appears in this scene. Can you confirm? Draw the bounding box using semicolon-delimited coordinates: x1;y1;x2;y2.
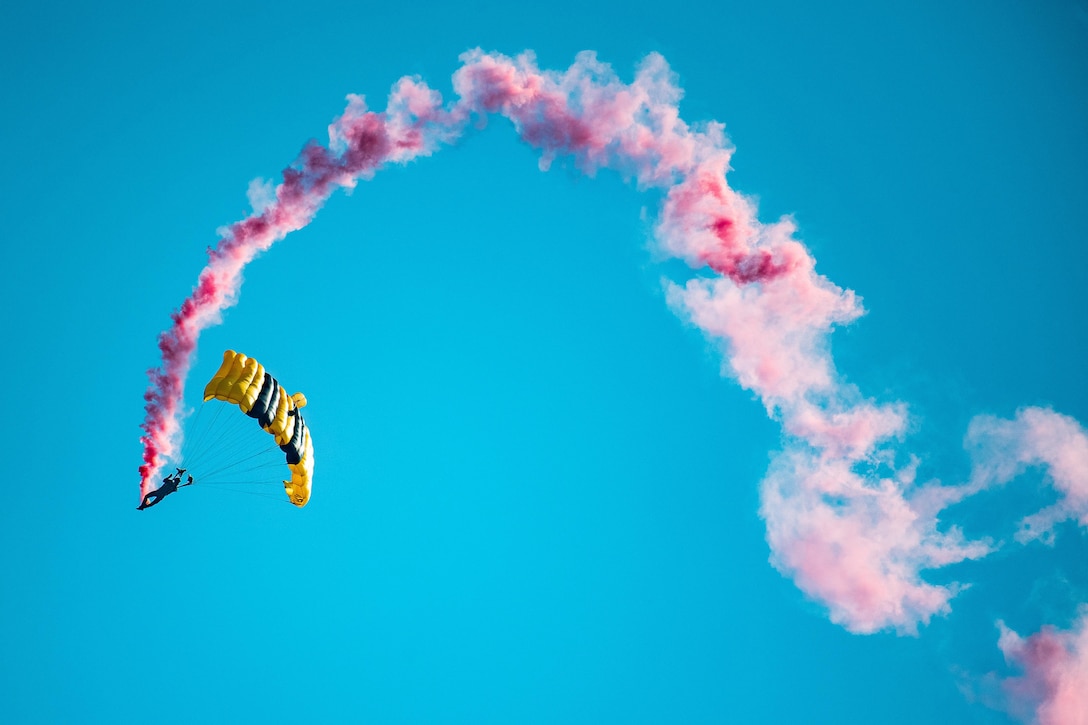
196;350;315;507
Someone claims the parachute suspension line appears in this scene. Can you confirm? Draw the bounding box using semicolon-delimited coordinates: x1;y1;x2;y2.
188;406;257;463
192;444;272;482
183;399;219;456
190;484;294;504
194;480;280;486
183;411;286;487
181;409;270;476
176;407;225;468
177;402;206;463
199;445;281;473
188;448;287;496
197;447;284;480
179;401;228;466
174;404;261;483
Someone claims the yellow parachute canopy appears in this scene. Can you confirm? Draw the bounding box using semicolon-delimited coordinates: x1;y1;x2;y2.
202;350;314;507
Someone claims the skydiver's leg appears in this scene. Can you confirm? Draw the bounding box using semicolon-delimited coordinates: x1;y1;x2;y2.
141;491;166;509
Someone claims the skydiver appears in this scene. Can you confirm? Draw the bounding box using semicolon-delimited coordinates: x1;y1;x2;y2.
136;470;193;510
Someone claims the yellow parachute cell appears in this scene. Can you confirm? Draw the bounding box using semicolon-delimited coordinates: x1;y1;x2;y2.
203;350;314;507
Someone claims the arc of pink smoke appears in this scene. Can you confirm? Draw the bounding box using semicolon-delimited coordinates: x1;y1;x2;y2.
139;50;803;497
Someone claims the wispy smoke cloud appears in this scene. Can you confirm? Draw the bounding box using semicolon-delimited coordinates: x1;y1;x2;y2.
967;407;1088;544
994;611;1088;725
140;49;1086;718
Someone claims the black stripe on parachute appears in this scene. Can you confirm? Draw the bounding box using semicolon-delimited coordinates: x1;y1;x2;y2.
247;372;277;423
280;409;306;465
261;381;281;429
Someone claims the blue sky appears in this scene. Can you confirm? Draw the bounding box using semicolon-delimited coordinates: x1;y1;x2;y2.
2;1;1086;723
